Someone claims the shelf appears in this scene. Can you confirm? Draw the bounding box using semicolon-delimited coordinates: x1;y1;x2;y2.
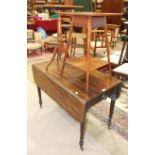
65;56;109;72
34;4;83;9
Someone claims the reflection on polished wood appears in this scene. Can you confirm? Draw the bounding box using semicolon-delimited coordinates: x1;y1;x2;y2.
33;60;121;150
65;56;109;71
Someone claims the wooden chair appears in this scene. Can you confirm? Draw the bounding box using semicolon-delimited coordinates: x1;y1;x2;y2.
101;33;128;66
70;30;86;56
103;0;124;46
91;27;117;56
112;62;128;88
112;33;128;88
113;62;128;78
92;0;124;55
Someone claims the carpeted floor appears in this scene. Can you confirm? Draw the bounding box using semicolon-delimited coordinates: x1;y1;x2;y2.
27;46;128;140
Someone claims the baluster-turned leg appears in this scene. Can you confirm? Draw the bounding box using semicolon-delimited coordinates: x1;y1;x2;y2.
61;18;74;77
85;16;92;93
79;121;85;151
108;93;116;128
46;12;63;71
37;86;42;108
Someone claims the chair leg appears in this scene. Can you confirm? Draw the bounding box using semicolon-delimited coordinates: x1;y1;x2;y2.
118;41;127;65
93;39;97;57
93;33;98;57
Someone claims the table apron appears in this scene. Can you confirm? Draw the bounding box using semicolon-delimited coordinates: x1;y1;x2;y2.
86;85;121;110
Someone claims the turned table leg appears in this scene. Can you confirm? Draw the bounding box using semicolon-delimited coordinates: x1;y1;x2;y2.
79;121;85;151
37;86;42;108
108;93;116;128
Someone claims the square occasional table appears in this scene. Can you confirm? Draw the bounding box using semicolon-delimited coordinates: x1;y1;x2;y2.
46;11;123;92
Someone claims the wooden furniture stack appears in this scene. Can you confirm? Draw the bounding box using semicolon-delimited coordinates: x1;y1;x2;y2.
33;60;122;150
30;0;126;150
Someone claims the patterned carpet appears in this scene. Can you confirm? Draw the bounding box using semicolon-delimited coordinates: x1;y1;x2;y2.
27;49;128;140
89;92;128;140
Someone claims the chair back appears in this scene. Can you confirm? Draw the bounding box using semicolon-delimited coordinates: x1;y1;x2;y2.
118;35;128;64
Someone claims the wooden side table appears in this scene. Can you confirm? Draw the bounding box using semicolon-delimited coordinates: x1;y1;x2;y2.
46;12;123;92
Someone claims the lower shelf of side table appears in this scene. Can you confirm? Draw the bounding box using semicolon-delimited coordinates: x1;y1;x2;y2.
65;56;109;72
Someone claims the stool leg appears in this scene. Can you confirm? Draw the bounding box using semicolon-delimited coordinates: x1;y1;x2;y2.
46;47;58;71
61;20;74;77
104;19;112;76
61;49;68;77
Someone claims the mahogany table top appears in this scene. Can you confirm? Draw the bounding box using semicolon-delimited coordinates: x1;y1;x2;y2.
33;60;121;103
